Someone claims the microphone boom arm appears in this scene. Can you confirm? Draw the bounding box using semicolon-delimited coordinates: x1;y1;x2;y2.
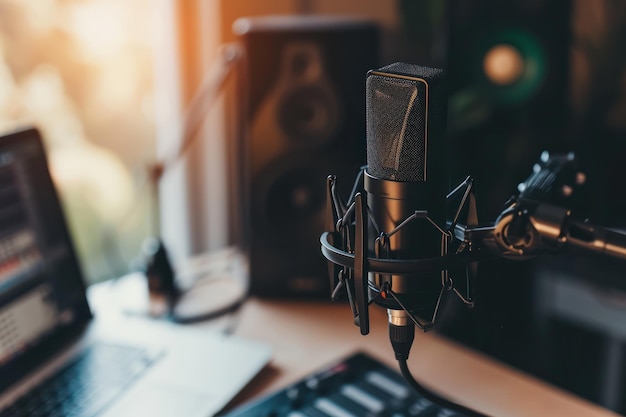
462;197;626;262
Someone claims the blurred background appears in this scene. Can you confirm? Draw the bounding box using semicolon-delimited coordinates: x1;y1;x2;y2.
0;0;157;282
1;0;626;414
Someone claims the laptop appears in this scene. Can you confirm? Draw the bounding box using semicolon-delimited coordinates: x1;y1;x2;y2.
0;127;271;417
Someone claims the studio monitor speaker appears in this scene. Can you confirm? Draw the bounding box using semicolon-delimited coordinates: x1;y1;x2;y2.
446;0;572;219
234;16;379;298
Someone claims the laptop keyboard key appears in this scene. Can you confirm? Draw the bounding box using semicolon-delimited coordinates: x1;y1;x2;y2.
3;342;159;417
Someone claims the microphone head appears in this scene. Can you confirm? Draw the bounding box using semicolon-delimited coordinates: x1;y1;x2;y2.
364;63;449;324
366;63;447;183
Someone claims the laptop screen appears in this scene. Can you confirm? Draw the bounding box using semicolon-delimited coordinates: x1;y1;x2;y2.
0;128;91;388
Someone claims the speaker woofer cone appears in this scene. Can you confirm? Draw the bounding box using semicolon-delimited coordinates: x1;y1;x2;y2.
251;155;333;248
278;85;340;145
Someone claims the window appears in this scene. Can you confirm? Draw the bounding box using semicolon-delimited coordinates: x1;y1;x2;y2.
0;0;158;283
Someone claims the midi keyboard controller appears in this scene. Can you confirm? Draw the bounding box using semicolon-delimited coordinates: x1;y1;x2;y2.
219;352;467;417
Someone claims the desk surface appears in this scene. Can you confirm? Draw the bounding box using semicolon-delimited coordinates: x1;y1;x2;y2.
93;279;619;417
224;298;619;417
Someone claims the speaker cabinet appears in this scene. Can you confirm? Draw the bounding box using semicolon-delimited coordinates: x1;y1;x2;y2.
234;16;379;298
446;0;572;219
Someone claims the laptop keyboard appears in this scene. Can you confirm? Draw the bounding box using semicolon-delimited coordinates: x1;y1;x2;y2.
1;343;160;417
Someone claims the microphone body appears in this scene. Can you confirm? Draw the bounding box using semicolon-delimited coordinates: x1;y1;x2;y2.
365;64;448;327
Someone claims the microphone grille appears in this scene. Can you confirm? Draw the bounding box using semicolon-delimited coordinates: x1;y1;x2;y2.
366;63;445;182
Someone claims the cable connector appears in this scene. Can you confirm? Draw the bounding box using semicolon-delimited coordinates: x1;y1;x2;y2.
389;323;415;361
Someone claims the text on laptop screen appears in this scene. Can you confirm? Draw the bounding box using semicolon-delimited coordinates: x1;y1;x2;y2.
0;129;90;368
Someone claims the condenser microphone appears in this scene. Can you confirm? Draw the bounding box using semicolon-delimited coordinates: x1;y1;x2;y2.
364;63;448;357
320;63;493;417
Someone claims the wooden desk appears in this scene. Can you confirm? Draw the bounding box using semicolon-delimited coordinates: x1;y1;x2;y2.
225;298;620;417
91;279;619;417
